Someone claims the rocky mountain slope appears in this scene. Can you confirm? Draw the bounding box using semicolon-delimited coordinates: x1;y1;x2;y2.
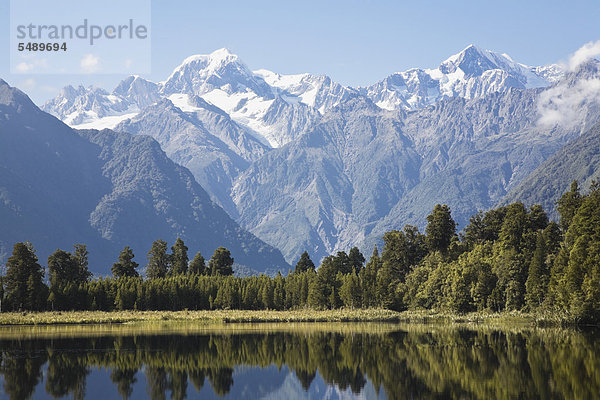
36;46;599;265
501;121;600;219
0;80;288;275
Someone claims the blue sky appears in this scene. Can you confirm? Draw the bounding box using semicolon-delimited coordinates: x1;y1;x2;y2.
1;0;598;104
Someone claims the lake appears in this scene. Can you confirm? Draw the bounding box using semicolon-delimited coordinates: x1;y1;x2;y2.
0;322;598;399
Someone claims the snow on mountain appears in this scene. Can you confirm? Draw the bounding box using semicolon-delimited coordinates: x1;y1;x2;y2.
160;49;320;147
44;45;561;146
361;44;564;110
42;76;159;129
254;69;358;113
161;48;274;98
116;94;270;216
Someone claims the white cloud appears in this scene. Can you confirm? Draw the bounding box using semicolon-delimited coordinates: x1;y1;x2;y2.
537;40;600;129
537;79;600;129
80;54;100;73
125;59;134;68
568;40;600;71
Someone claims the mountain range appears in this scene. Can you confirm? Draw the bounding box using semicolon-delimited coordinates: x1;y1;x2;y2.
10;44;600;265
0;80;288;275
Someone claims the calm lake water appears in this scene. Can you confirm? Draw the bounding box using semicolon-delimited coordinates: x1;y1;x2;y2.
0;322;598;399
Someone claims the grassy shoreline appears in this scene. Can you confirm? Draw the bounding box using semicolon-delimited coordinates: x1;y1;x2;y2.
0;308;583;327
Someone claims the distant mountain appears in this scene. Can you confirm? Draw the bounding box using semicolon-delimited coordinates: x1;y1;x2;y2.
360;45;563;110
37;46;598;265
159;48;322;147
116;96;269;216
232;60;600;263
232;97;421;262
44;45;562;147
254;69;359;113
0;79;288;275
501;121;600;219
42;76;160;129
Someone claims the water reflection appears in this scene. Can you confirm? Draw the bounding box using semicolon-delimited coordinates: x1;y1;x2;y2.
0;323;598;399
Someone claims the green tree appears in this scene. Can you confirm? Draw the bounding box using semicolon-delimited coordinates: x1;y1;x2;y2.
361;246;381;308
425;204;457;253
48;249;78;288
73;244;92;283
146;239;170;279
382;225;427;283
209;247;234;276
4;242;47;311
348;247;365;273
340;271;361;308
557;180;582;232
170;238;189;276
188;251;206;275
294;251;316;273
499;202;528;250
528;204;549;232
111;247;139;278
525;232;549;309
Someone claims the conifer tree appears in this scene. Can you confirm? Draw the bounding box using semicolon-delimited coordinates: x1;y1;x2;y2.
111;247;139;278
340;271;361;308
146;239;170;279
209;247;234;276
348;247;365;273
526;232;549;309
73;244;92;283
170;238;189;276
48;249;78;288
188;251;206;275
4;242;46;311
557;180;582;232
294;251;316;273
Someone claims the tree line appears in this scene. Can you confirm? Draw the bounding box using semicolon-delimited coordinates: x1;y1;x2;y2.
1;181;599;322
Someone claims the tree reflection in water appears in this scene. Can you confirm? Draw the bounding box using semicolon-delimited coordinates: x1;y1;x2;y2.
0;325;598;399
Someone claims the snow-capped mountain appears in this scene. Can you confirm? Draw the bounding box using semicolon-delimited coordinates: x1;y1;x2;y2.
42;84;139;129
254;69;359;113
43;45;564;147
160;48;322;147
19;44;600;266
116;94;270;216
360;44;564;110
113;75;161;108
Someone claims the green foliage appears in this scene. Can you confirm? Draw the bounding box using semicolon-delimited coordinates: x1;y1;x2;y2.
209;247;234;276
348;247;365;273
557;180;582;232
1;184;597;320
73;244;92;283
146;239;170;279
170;238;189;276
111;247;139;279
381;225;427;283
4;242;47;311
188;252;206;275
425;204;457;253
294;251;315;273
525;232;549;309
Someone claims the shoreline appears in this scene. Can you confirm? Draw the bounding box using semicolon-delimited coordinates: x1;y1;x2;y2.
0;309;587;328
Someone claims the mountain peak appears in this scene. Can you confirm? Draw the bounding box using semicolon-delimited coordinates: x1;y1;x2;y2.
439;44;517;77
174;48;241;71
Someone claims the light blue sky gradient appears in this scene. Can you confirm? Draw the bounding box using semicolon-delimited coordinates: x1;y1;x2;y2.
1;0;598;104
